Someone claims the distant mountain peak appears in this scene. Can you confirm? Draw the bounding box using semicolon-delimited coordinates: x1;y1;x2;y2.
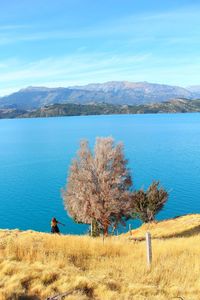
19;86;55;92
69;80;190;92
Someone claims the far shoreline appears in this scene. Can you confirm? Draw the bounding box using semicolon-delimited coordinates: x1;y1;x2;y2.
1;110;200;121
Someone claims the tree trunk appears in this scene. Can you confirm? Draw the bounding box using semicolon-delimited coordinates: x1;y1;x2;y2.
91;219;100;237
103;220;109;236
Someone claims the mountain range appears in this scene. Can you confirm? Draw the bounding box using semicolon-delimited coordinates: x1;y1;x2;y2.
0;81;200;110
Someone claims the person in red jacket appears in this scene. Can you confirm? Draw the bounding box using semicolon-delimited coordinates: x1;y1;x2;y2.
51;217;65;234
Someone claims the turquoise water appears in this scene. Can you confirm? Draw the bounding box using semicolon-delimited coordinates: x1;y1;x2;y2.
0;113;200;234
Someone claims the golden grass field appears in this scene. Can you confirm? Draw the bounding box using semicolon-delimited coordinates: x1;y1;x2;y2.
0;214;200;300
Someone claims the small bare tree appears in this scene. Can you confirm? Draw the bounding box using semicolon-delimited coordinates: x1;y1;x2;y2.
131;181;168;223
62;137;132;236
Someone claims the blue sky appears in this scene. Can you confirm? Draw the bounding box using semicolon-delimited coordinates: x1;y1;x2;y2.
0;0;200;96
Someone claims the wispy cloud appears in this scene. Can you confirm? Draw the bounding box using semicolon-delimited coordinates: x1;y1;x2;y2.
0;52;151;95
0;53;150;79
0;24;30;31
1;4;200;45
0;3;200;96
1;50;200;96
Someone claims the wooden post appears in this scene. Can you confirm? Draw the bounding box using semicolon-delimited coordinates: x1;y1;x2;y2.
129;224;132;235
90;221;93;236
146;232;152;267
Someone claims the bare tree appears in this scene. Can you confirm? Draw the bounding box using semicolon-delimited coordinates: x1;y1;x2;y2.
131;181;168;223
62;137;132;236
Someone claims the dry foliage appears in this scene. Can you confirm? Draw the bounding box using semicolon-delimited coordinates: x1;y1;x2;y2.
132;181;168;223
0;214;200;300
63;137;132;235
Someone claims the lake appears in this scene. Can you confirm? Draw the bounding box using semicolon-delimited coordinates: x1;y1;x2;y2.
0;113;200;234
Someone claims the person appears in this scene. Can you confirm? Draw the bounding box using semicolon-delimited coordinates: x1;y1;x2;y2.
51;217;65;234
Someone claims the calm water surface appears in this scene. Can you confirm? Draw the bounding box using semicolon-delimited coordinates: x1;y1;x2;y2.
0;113;200;234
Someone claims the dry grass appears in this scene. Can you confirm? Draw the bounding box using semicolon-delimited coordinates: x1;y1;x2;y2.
0;214;200;300
124;214;200;239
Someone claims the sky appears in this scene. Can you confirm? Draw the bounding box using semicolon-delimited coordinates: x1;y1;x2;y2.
0;0;200;96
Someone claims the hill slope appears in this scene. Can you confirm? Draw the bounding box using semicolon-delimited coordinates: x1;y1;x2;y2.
187;85;200;98
1;98;200;119
125;213;200;239
0;214;200;300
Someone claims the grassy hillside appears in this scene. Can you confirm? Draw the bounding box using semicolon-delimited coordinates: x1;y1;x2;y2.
124;213;200;239
25;99;200;118
0;214;200;300
1;99;200;119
